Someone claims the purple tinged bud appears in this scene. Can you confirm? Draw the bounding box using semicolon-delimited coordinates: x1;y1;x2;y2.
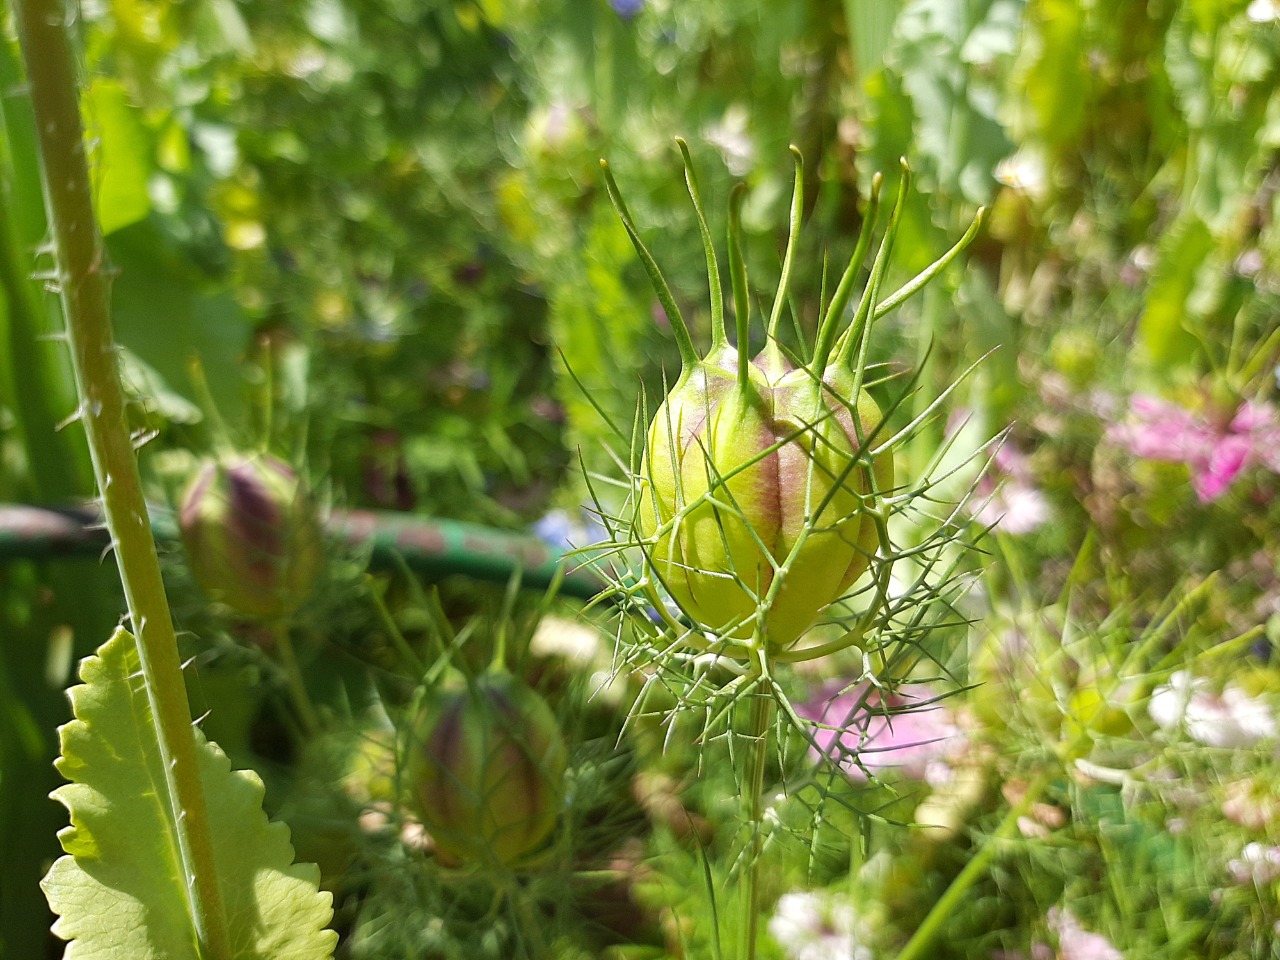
408;671;566;867
179;454;325;619
638;355;891;649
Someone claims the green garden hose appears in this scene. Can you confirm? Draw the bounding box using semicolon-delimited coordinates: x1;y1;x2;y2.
0;503;602;599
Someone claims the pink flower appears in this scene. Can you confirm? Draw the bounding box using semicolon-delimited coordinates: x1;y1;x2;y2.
1148;671;1277;747
1047;908;1122;960
971;443;1052;534
797;682;962;783
1106;395;1280;502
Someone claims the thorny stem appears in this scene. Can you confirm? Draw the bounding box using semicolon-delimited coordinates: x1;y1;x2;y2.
13;1;233;957
739;659;775;960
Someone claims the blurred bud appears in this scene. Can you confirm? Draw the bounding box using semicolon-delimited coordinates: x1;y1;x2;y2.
408;670;566;867
1048;330;1101;392
179;454;324;619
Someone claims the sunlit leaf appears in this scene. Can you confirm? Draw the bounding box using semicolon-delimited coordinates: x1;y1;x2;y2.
83;79;152;236
41;628;337;960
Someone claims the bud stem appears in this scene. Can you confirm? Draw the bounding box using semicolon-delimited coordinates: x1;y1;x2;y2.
836;162;911;376
727;183;751;387
766;147;805;342
813;172;882;374
872;206;986;322
272;622;320;736
738;670;774;960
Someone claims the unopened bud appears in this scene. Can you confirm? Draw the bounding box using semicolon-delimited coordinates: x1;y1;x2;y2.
179;454;324;619
408;670;566;867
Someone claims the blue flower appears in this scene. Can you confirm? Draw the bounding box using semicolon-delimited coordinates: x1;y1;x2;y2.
610;0;644;20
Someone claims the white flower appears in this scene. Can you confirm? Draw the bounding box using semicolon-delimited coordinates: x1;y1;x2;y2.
768;891;872;960
994;149;1049;201
705;105;756;177
1149;671;1278;747
1047;907;1122;960
1247;0;1280;23
1227;843;1280;886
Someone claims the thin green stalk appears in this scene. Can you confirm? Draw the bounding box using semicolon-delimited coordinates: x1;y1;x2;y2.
766;147;804;341
0;169;89;500
12;3;233;958
366;575;428;678
728;183;751;386
739;671;775;960
600;159;699;370
677;138;726;349
895;770;1052;960
272;622;321;737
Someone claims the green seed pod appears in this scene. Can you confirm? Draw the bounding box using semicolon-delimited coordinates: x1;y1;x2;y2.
178;454;324;619
765;365;892;644
408;670;566;867
608;148;980;654
639;357;890;648
640;355;782;638
613;148;905;651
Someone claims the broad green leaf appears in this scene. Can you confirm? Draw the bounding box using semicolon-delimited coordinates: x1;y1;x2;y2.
42;628;337;960
1012;0;1088;150
82;79;152;236
108;218;251;421
887;0;1022;206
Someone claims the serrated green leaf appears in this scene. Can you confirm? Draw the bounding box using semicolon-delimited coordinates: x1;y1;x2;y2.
41;628;337;960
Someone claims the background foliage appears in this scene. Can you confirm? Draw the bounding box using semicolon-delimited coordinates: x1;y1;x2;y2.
2;0;1279;957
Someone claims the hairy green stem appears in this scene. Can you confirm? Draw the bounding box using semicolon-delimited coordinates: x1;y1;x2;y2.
895;770;1051;960
12;3;233;957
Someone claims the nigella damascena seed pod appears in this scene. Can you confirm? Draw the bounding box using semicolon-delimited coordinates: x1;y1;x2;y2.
408;670;566;867
178;454;325;619
639;355;890;649
605;144;930;652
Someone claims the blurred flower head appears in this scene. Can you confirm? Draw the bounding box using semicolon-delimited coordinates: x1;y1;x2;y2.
1105;395;1280;502
1047;908;1122;960
767;890;872;960
1222;778;1280;831
971;442;1052;535
797;681;963;784
1149;671;1278;748
1227;842;1280;885
610;0;645;19
705;104;755;176
1247;0;1280;22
